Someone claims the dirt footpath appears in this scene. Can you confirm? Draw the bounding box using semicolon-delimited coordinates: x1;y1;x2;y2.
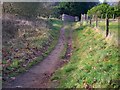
3;23;73;88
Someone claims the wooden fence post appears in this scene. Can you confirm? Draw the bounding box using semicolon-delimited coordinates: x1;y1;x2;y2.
101;14;103;21
106;17;109;37
92;15;94;21
62;14;65;21
83;14;85;21
92;14;95;26
90;18;92;27
113;14;115;20
80;14;82;25
86;14;88;24
83;14;85;23
93;15;95;21
81;14;83;25
96;15;98;27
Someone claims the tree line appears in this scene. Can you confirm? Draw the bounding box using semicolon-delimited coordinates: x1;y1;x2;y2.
87;2;120;18
53;2;99;18
2;2;120;19
2;2;99;19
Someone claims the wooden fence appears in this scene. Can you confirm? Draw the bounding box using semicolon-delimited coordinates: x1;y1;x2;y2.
80;14;119;37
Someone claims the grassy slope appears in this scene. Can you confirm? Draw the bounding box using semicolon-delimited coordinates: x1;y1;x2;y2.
3;18;62;79
51;22;119;88
27;18;63;68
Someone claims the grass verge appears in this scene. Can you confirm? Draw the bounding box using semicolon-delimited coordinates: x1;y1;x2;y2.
51;23;119;88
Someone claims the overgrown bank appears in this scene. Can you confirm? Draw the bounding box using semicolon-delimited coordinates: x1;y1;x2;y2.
51;22;119;88
2;17;62;82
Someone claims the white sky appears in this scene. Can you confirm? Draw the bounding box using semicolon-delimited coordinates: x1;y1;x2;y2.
99;0;104;3
99;0;120;2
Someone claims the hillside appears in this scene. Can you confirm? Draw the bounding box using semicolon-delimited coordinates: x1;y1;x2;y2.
2;14;62;81
51;22;119;88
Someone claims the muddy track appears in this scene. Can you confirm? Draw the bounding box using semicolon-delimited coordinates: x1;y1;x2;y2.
3;23;72;88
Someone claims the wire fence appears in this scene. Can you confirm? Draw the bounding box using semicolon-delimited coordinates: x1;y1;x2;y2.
80;14;119;45
81;14;119;37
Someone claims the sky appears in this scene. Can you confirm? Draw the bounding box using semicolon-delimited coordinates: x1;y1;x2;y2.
99;0;120;2
99;0;104;3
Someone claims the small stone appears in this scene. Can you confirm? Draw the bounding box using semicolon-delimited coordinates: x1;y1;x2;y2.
23;64;26;67
11;77;16;80
14;48;19;52
15;86;22;88
67;53;71;57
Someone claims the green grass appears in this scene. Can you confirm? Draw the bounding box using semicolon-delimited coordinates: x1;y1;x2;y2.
60;23;72;59
51;23;119;88
89;20;118;34
98;20;118;34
